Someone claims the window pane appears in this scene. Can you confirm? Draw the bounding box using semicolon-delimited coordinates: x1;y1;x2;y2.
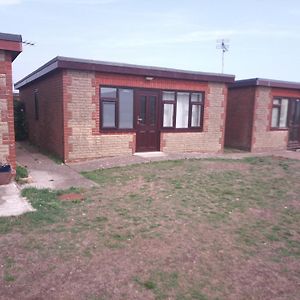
101;87;117;98
163;104;174;127
102;101;115;127
191;93;202;103
191;105;201;127
119;89;133;129
139;96;146;124
162;91;175;101
149;96;156;125
273;99;280;105
176;92;189;128
271;107;279;128
279;99;288;128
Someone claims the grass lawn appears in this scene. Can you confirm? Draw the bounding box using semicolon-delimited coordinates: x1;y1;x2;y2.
0;156;299;299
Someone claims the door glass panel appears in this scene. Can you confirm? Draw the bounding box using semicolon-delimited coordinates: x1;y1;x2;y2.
102;101;115;127
119;89;133;128
163;104;174;127
279;99;288;128
139;96;146;125
176;92;189;128
191;104;201;127
273;99;280;105
101;87;117;98
149;96;156;125
271;107;279;128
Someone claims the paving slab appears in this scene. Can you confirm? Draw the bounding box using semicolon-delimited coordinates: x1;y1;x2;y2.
0;182;35;217
16;142;97;190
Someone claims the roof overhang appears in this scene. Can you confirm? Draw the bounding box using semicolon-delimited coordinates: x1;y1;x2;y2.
15;56;235;89
0;32;22;61
230;78;300;90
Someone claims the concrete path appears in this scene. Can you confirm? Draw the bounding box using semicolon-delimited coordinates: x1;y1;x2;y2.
16;142;97;190
68;149;300;172
0;182;35;217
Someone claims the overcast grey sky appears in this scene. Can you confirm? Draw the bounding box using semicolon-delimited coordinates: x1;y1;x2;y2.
1;0;300;83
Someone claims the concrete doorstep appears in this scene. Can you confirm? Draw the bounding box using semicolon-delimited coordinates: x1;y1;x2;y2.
0;182;35;217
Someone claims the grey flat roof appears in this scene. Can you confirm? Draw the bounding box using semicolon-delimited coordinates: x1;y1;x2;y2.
15;56;235;89
230;78;300;90
0;32;22;42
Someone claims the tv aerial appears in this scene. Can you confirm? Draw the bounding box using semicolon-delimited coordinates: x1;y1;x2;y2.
216;39;229;73
22;40;35;46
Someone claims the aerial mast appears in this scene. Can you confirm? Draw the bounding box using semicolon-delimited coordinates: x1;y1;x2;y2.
216;39;229;73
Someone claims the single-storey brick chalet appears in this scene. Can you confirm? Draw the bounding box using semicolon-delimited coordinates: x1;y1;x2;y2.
225;78;300;152
0;32;22;169
15;56;234;162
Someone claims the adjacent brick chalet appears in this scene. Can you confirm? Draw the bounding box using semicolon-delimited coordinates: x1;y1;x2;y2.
0;32;22;169
225;78;300;152
15;57;234;162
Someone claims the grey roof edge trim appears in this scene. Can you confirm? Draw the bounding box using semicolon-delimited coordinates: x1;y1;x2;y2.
0;32;22;42
56;56;235;79
230;78;300;90
15;56;235;89
15;57;59;89
15;59;59;89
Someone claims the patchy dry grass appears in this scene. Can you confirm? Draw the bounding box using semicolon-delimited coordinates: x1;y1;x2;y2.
1;156;300;299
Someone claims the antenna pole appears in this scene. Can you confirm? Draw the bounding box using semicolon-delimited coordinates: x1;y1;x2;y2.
222;48;225;74
216;39;229;74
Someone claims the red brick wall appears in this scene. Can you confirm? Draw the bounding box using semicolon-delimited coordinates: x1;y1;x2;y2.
62;70;226;161
161;83;227;153
0;50;16;169
251;86;288;152
225;87;255;150
19;70;64;159
271;87;300;99
20;69;228;162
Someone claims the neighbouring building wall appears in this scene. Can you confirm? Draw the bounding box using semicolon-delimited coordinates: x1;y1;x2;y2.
225;87;255;150
0;50;15;168
161;83;227;153
19;70;64;159
251;87;288;152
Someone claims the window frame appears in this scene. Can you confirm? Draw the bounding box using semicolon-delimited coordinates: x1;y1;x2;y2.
99;86;205;133
100;86;134;132
161;90;205;132
270;97;289;131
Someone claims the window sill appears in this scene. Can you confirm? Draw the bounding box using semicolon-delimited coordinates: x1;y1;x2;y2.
270;127;289;131
99;128;135;134
161;128;203;133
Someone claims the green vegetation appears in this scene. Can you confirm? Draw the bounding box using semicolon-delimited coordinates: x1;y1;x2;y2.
0;187;82;234
15;165;28;182
13;99;27;141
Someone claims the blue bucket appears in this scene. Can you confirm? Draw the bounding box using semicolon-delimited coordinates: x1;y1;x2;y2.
0;165;11;173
